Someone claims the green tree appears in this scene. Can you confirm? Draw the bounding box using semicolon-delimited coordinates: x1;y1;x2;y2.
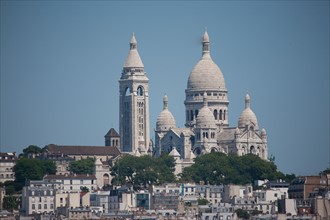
197;198;209;205
180;152;286;186
80;186;89;192
110;154;176;189
320;168;330;175
1;181;23;194
4;184;15;195
3;195;21;210
69;158;95;174
13;158;56;191
268;154;276;163
181;152;232;185
235;209;250;219
22;145;43;157
153;154;176;184
41;160;57;175
284;173;296;183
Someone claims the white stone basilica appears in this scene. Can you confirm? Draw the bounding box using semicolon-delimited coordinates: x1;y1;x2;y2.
118;31;268;168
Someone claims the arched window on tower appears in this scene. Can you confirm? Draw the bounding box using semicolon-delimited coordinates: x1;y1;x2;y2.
186;111;189;122
137;86;144;96
125;87;130;96
195;110;199;118
223;110;226;120
219;110;223;120
213;110;218;120
190;110;194;121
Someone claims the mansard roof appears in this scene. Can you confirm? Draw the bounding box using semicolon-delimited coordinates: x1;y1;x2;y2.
44;174;96;180
104;128;120;137
45;144;121;157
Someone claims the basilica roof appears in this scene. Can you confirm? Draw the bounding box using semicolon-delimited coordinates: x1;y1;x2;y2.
217;127;236;141
238;94;259;130
45;144;121;157
187;31;226;91
123;33;144;68
156;95;176;130
196;93;217;128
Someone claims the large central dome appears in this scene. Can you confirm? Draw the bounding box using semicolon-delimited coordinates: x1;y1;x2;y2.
187;31;226;91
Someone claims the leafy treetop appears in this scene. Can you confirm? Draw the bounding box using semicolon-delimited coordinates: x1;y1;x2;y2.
180;152;292;186
110;154;176;190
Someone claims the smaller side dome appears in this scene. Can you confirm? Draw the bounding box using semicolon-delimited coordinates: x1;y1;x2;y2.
156;95;176;130
196;93;217;128
261;128;267;137
238;94;259;130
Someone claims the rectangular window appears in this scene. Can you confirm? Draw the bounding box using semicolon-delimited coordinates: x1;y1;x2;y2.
38;204;41;209
44;204;47;209
32;204;35;210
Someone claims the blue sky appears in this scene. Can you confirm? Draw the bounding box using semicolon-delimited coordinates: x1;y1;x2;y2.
1;1;329;175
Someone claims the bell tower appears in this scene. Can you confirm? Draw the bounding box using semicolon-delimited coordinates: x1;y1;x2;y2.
119;33;150;155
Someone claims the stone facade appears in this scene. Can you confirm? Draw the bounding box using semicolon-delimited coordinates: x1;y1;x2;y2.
119;33;151;155
94;158;112;189
0;152;17;183
21;180;57;215
44;174;97;192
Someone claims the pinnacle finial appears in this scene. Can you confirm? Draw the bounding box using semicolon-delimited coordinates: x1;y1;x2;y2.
130;32;137;49
245;93;251;109
203;29;209;43
202;30;210;57
163;95;168;110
